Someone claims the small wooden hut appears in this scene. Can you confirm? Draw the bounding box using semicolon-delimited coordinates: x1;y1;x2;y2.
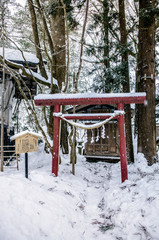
0;48;39;100
0;48;40;155
67;104;120;161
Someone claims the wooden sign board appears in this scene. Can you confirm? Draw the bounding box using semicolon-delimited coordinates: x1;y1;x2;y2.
11;131;42;154
15;134;38;154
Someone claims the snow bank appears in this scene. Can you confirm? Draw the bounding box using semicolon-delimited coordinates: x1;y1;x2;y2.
0;148;159;240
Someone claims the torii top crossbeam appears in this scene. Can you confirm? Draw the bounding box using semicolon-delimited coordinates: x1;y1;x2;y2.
34;92;146;106
34;92;146;183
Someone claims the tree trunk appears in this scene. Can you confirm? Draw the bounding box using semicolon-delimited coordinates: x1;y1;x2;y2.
27;0;48;79
103;0;111;93
50;1;68;153
1;24;5;172
103;0;109;70
50;0;66;91
118;0;134;163
137;0;157;165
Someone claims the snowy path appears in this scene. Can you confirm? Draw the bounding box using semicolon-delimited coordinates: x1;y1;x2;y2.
0;149;159;240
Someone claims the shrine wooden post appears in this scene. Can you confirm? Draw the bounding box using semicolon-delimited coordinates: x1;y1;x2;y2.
52;105;61;176
117;103;127;182
34;93;146;183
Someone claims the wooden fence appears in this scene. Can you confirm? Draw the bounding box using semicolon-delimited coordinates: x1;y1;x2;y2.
0;145;19;170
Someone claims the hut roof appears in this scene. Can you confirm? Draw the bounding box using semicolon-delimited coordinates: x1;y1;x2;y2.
0;48;39;66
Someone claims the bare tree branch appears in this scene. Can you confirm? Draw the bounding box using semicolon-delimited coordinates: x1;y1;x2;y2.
34;0;55;56
27;0;48;79
75;0;90;91
60;0;70;93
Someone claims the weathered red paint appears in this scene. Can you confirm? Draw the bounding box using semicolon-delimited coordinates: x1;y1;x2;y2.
117;103;128;182
34;93;146;183
52;105;61;176
35;94;146;106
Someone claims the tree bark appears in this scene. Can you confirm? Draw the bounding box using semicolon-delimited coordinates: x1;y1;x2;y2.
118;0;134;163
27;0;48;79
75;0;90;89
103;0;110;69
1;26;5;172
103;0;110;92
137;0;157;165
50;1;69;153
35;0;55;55
50;0;66;90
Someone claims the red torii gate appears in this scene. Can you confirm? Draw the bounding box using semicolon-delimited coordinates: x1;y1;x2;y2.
34;92;146;183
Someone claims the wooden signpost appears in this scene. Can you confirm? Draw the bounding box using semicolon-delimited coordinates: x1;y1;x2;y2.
11;131;42;178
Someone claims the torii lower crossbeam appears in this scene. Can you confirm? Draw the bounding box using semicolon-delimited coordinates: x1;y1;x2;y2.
34;92;146;183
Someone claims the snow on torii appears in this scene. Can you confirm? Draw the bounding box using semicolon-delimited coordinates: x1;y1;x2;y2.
34;92;146;183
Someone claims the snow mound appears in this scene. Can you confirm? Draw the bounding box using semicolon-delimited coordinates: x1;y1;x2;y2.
0;148;159;240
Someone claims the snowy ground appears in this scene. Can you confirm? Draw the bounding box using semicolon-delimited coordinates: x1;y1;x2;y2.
0;144;159;240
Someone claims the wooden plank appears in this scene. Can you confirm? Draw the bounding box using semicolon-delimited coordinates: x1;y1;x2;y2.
59;113;120;120
85;155;120;159
0;146;15;148
0;150;15;153
34;93;146;106
3;156;16;158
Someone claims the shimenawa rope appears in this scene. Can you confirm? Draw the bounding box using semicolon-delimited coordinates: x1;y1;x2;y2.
53;111;124;130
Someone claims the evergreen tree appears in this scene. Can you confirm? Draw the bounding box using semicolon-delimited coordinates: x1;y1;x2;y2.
137;0;158;165
86;0;129;93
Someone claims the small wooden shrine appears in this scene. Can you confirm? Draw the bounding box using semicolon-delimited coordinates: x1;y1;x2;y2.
34;92;146;182
67;104;120;161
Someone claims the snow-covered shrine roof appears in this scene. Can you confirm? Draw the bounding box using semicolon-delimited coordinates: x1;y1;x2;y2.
10;130;42;141
34;92;146;106
0;48;39;65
